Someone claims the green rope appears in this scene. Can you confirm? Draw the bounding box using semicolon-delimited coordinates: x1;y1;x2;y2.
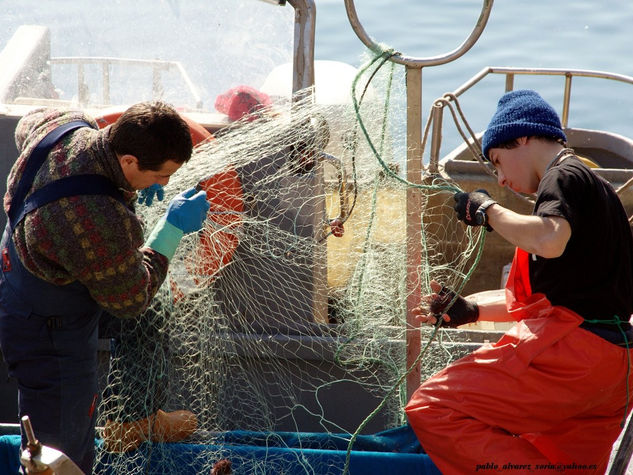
333;53;397;367
340;47;492;474
350;51;461;195
351;58;395;309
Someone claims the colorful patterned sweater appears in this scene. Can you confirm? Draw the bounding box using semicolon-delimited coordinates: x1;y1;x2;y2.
5;108;169;318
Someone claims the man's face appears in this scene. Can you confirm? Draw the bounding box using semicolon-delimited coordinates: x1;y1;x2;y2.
488;139;538;194
119;155;182;190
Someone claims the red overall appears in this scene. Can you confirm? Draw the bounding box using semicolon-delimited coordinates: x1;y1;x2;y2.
405;248;633;474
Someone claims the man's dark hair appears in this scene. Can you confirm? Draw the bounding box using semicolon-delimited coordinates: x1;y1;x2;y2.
109;101;193;171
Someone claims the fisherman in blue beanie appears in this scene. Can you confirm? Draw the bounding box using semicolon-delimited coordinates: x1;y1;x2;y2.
406;89;633;473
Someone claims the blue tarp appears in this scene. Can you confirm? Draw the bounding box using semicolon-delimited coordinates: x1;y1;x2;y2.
0;425;441;474
0;436;21;474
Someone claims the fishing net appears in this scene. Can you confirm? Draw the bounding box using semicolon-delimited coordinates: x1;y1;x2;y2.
96;49;488;474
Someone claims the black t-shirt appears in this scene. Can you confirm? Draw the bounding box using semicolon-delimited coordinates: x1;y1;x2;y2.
529;156;633;325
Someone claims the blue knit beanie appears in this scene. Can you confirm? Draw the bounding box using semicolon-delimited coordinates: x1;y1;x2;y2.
481;89;566;160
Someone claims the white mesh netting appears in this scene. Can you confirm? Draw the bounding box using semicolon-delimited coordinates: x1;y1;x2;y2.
96;50;487;474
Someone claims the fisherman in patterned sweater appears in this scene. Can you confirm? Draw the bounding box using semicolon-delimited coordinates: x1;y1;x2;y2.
0;102;210;473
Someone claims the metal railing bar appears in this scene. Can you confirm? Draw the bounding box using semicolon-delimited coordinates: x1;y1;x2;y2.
454;66;633;97
451;66;633;129
50;56;203;108
343;0;493;68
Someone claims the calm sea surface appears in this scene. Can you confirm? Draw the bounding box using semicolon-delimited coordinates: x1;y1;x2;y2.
3;0;633;152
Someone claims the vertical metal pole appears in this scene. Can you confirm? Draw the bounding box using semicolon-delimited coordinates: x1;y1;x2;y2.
288;0;315;104
152;66;162;101
428;101;444;174
287;0;326;323
78;63;87;105
406;66;423;399
102;62;110;105
504;73;514;93
561;74;572;129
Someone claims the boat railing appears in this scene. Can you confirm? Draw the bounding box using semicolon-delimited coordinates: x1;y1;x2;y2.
454;66;633;129
0;25;204;110
49;56;204;109
427;66;633;172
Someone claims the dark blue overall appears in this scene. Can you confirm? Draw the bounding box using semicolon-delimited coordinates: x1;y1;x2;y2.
0;121;126;473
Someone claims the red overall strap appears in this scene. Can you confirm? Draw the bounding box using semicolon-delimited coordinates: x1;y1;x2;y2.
505;247;552;320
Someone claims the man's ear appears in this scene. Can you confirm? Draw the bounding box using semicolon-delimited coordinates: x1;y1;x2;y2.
118;154;139;184
118;154;138;168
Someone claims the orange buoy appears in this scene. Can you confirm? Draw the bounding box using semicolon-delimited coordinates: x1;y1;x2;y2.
195;168;244;278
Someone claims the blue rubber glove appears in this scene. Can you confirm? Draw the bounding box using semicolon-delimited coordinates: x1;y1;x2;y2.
137;184;164;206
144;187;209;260
165;187;210;233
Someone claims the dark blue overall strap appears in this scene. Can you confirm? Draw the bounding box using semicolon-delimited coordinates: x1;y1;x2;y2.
8;120;92;228
11;174;127;229
7;120;127;230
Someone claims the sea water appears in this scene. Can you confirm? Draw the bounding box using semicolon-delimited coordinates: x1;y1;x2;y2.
2;0;633;153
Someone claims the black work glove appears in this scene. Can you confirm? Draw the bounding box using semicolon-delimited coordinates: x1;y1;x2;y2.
430;286;479;328
453;189;496;231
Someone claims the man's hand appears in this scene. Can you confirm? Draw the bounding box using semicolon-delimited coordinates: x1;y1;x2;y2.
453;189;496;231
413;280;479;328
138;184;164;206
165;187;210;233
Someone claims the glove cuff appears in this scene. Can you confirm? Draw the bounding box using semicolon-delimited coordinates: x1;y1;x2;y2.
435;287;480;328
476;199;497;231
444;300;479;328
144;216;184;260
